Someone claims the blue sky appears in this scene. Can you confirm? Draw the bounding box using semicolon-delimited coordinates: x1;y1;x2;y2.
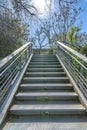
6;0;87;33
79;0;87;32
30;0;87;36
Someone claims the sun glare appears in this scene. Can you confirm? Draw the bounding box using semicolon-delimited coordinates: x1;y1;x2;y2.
32;0;49;14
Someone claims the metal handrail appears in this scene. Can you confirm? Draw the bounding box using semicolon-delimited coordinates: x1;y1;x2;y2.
0;42;31;68
56;41;87;98
0;42;32;106
57;41;87;63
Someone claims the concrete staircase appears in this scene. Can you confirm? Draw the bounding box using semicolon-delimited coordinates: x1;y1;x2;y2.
3;55;87;130
10;55;85;116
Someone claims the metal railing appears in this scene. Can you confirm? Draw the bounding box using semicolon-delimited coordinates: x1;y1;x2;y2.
57;41;87;98
0;42;32;106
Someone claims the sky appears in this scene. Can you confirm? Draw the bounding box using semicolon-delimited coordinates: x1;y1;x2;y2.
28;0;87;49
79;0;87;32
29;0;87;41
29;0;87;34
3;0;87;38
5;0;87;33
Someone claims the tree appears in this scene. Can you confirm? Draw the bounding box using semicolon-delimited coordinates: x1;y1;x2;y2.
12;0;38;17
67;26;80;44
53;0;82;42
32;27;48;54
0;6;29;58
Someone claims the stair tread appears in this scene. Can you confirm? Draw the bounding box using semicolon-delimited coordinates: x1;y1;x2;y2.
3;116;87;130
29;65;61;66
28;68;63;69
27;68;64;72
25;72;66;74
16;92;77;96
30;62;59;63
10;104;85;110
15;100;80;104
20;84;73;91
28;66;62;68
23;77;69;79
25;72;66;77
30;61;59;62
20;83;72;87
30;61;60;65
32;60;58;61
22;77;70;83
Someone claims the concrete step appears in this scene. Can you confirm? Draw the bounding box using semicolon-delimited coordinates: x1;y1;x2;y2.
25;72;66;77
2;54;87;130
30;62;60;65
15;100;80;105
19;88;73;92
3;115;87;130
15;92;78;101
20;83;73;91
22;77;70;83
32;55;56;57
10;104;85;116
31;60;58;62
27;68;64;72
28;65;62;68
32;56;57;61
32;58;57;60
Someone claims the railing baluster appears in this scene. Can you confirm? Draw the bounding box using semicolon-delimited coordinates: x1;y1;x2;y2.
56;41;87;98
0;42;32;106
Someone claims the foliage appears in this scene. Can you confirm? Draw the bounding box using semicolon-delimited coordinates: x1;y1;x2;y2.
67;26;80;44
80;44;87;56
0;7;28;58
53;0;83;42
67;26;87;56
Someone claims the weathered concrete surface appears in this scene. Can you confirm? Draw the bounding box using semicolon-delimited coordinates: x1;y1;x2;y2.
2;116;87;130
2;55;87;130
